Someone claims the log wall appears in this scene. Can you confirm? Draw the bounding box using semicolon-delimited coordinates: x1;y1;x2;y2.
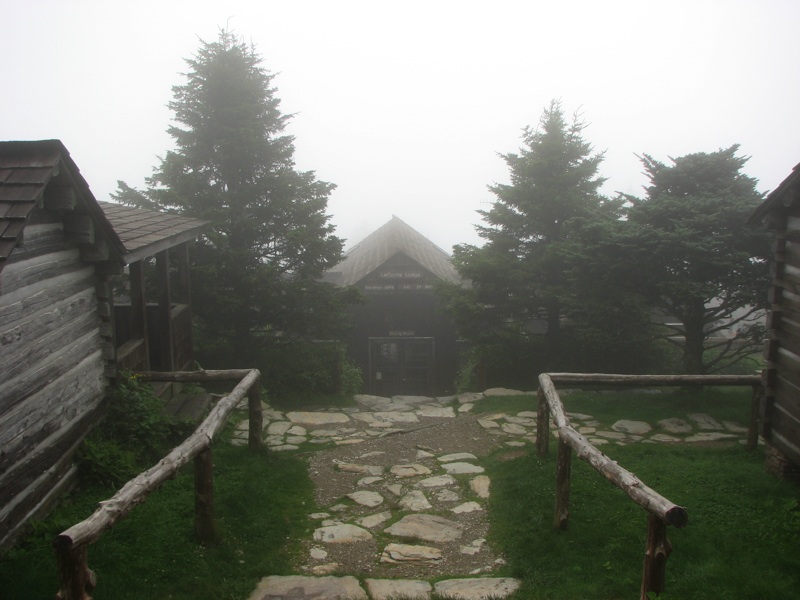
763;220;800;469
0;210;110;551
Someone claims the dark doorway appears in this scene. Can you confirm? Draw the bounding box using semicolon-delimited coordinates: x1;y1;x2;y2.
368;337;434;396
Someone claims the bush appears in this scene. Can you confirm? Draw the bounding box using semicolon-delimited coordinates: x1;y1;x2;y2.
262;340;362;399
77;373;187;487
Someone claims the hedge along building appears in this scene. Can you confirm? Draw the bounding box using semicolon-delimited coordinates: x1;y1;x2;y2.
749;161;800;480
324;216;463;397
0;140;208;550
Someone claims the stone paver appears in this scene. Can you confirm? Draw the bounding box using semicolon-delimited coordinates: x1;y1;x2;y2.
385;513;463;543
366;578;432;600
248;575;367;600
237;387;750;600
434;577;522;599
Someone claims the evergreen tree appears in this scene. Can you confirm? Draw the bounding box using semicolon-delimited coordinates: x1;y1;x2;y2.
443;101;611;376
114;30;351;367
624;146;770;374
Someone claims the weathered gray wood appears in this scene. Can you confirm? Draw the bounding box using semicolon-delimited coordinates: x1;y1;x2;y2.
63;213;94;245
0;351;106;451
0;249;84;295
0;266;96;327
546;372;760;386
537;373;569;428
1;325;101;413
0;287;99;371
248;382;263;450
43;186;77;211
554;437;572;530
640;514;672;600
536;387;550;457
557;427;688;527
194;447;215;544
155;249;174;371
54;544;95;600
0;405;97;508
129;260;150;369
138;369;255;382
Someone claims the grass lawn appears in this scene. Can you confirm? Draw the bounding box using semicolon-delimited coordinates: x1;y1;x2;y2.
483;388;800;599
0;443;315;600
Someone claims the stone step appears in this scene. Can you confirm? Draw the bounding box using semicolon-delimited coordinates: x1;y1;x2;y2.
247;575;522;600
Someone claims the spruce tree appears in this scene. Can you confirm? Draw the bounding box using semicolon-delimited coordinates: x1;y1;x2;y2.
445;101;608;374
115;30;349;367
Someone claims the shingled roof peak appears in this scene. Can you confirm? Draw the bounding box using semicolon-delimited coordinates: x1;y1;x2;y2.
326;215;460;287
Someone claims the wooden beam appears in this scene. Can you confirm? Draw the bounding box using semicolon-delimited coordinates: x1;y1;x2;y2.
557;427;688;528
248;381;263;450
640;514;672;600
63;214;94;245
536;387;550;457
156;249;174;371
554;437;572;530
54;370;260;552
44;186;77;211
194;448;215;544
129;261;150;370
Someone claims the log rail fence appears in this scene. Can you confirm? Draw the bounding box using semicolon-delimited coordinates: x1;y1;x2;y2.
536;372;761;600
53;369;263;600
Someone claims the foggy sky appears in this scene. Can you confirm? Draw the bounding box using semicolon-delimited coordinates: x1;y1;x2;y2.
3;0;799;252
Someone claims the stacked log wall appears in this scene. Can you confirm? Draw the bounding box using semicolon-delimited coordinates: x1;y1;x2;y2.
763;212;800;472
0;212;109;550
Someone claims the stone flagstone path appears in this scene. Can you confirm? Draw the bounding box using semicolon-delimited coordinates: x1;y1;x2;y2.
233;388;751;600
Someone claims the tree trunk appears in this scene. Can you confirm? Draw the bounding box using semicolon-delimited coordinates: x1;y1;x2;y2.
681;300;707;374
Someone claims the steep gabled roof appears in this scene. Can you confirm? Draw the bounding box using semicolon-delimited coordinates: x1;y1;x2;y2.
98;202;209;264
326;215;461;286
0;140;126;272
748;161;800;225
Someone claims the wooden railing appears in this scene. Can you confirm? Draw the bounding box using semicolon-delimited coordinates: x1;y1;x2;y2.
536;372;761;600
54;369;263;600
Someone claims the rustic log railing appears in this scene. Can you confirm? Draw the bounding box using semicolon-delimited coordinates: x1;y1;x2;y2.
54;369;263;600
536;372;761;600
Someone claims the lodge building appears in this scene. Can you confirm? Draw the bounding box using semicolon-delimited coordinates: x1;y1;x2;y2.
324;216;463;397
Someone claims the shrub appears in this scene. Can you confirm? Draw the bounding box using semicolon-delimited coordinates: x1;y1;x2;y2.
77;373;186;487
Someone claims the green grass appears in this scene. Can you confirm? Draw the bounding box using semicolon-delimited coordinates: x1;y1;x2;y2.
487;427;800;599
0;444;315;600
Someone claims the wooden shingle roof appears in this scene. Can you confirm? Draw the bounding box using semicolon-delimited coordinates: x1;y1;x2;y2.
749;161;800;226
325;215;461;286
98;202;209;264
0;140;125;272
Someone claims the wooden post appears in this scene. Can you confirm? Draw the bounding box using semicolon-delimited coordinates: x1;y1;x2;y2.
640;514;672;600
537;387;550;457
54;543;95;600
194;446;216;544
554;435;572;530
248;382;263;450
129;260;150;370
746;384;762;452
156;249;175;371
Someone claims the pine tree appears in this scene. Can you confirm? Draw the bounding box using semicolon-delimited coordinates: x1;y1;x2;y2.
624;146;770;373
446;101;608;374
115;30;350;367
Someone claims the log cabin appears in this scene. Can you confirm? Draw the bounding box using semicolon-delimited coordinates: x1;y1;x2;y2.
0;140;208;550
324;216;463;396
749;161;800;479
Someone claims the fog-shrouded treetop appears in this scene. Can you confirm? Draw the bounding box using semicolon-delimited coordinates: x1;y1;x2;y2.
114;29;355;368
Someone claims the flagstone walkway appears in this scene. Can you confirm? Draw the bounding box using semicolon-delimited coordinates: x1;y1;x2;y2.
232;388;750;600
